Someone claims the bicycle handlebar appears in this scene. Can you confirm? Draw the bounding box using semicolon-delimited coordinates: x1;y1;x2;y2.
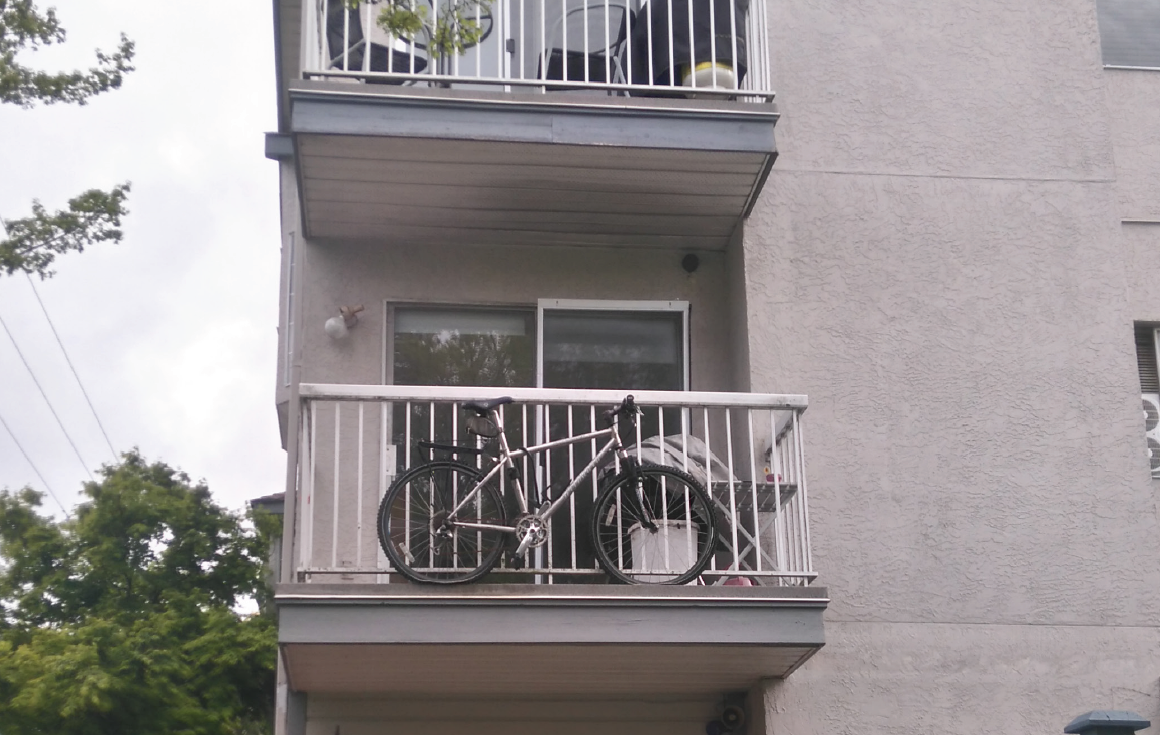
601;395;637;427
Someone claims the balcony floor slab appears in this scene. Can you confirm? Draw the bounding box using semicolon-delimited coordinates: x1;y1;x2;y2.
288;83;778;248
277;583;826;696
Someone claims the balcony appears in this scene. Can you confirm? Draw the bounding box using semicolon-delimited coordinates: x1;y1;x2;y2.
274;0;779;247
276;384;827;696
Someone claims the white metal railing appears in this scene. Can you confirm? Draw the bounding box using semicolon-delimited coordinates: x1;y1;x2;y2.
288;383;814;585
300;0;773;101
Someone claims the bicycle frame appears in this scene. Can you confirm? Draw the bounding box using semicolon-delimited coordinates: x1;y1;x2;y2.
444;408;634;553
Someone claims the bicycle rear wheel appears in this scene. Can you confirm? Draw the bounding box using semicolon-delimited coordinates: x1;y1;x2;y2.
378;461;508;584
591;464;717;584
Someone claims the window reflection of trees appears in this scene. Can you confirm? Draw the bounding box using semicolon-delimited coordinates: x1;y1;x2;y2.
392;328;533;473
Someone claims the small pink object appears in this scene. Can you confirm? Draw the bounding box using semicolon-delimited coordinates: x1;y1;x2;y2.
723;577;754;586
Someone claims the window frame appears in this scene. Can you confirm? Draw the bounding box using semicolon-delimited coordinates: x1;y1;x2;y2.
382;299;692;391
535;298;690;390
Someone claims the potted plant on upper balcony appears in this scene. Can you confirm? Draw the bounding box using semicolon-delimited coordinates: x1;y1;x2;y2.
344;0;494;78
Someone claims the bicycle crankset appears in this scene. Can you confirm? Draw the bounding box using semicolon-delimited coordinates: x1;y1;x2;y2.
513;513;549;549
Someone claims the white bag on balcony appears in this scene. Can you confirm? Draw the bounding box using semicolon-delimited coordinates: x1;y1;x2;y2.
606;433;739;489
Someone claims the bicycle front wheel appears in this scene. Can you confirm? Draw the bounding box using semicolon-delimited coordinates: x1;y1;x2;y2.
591;464;717;584
378;461;508;584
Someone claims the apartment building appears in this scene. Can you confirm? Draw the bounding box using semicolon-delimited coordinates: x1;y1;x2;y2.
264;0;1160;732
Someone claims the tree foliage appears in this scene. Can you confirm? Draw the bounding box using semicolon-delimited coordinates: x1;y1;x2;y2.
0;452;279;735
0;0;134;107
0;183;130;278
0;0;134;278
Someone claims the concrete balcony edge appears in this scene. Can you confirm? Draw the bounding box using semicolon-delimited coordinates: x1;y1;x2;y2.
276;583;828;647
288;81;779;153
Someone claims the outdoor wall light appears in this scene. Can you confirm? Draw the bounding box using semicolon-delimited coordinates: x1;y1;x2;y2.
324;305;364;339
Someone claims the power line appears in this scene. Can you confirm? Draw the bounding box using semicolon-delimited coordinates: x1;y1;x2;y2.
0;311;94;482
0;408;70;517
24;273;118;461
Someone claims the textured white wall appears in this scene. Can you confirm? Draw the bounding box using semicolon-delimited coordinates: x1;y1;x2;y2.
293;240;742;391
742;0;1160;731
271;0;1160;729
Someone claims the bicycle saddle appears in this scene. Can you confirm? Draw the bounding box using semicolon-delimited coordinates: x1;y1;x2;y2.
462;397;513;414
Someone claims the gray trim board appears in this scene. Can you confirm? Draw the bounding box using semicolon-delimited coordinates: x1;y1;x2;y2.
289;89;778;154
276;584;827;647
265;133;295;160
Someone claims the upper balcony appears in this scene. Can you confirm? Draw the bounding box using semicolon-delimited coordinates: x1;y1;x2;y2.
275;384;826;697
272;0;779;247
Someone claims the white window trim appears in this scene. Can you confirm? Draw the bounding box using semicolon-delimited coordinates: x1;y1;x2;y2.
535;299;690;390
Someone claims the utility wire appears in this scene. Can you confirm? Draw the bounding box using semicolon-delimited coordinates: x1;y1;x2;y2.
24;273;118;461
0;408;70;517
0;311;94;482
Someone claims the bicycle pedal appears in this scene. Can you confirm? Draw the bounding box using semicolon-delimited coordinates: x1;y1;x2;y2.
507;553;526;570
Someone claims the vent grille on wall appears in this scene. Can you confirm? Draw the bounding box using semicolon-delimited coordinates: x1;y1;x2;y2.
1135;325;1159;393
1143;393;1160;480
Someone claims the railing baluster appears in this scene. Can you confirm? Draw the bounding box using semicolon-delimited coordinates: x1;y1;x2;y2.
567;404;576;571
357;402;364;571
583;0;590;83
770;410;785;580
603;0;611;85
645;0;654;85
623;0;632;86
794;410;813;580
332;403;341;570
701;407;715;573
519;0;526;80
404;400;412;471
589;404;599;570
665;0;674;91
685;0;695;89
302;400;317;575
727;0;737;89
308;401;318;577
561;0;569;81
725;408;738;572
707;0;717;88
379;400;389;583
746;409;761;573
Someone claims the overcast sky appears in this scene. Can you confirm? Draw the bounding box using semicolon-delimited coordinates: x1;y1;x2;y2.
0;0;283;517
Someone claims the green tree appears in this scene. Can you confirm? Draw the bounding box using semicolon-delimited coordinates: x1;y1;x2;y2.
0;452;279;735
0;0;134;278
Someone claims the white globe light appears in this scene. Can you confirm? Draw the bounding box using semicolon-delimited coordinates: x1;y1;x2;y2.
324;316;349;339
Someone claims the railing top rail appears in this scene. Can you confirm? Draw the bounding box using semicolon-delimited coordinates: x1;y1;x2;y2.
298;383;808;410
302;70;777;102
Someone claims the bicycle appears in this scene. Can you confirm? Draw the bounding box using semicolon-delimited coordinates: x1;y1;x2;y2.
377;395;718;584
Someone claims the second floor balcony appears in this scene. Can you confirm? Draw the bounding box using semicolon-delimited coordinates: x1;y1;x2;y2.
275;384;826;697
272;0;780;248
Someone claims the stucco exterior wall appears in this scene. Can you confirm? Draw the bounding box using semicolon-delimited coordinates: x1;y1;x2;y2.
1105;70;1160;223
272;0;1160;728
294;239;741;391
1106;70;1160;323
739;0;1160;731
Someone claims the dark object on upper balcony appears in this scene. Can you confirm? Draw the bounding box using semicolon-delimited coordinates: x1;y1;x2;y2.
326;2;429;80
538;3;630;88
623;0;748;94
